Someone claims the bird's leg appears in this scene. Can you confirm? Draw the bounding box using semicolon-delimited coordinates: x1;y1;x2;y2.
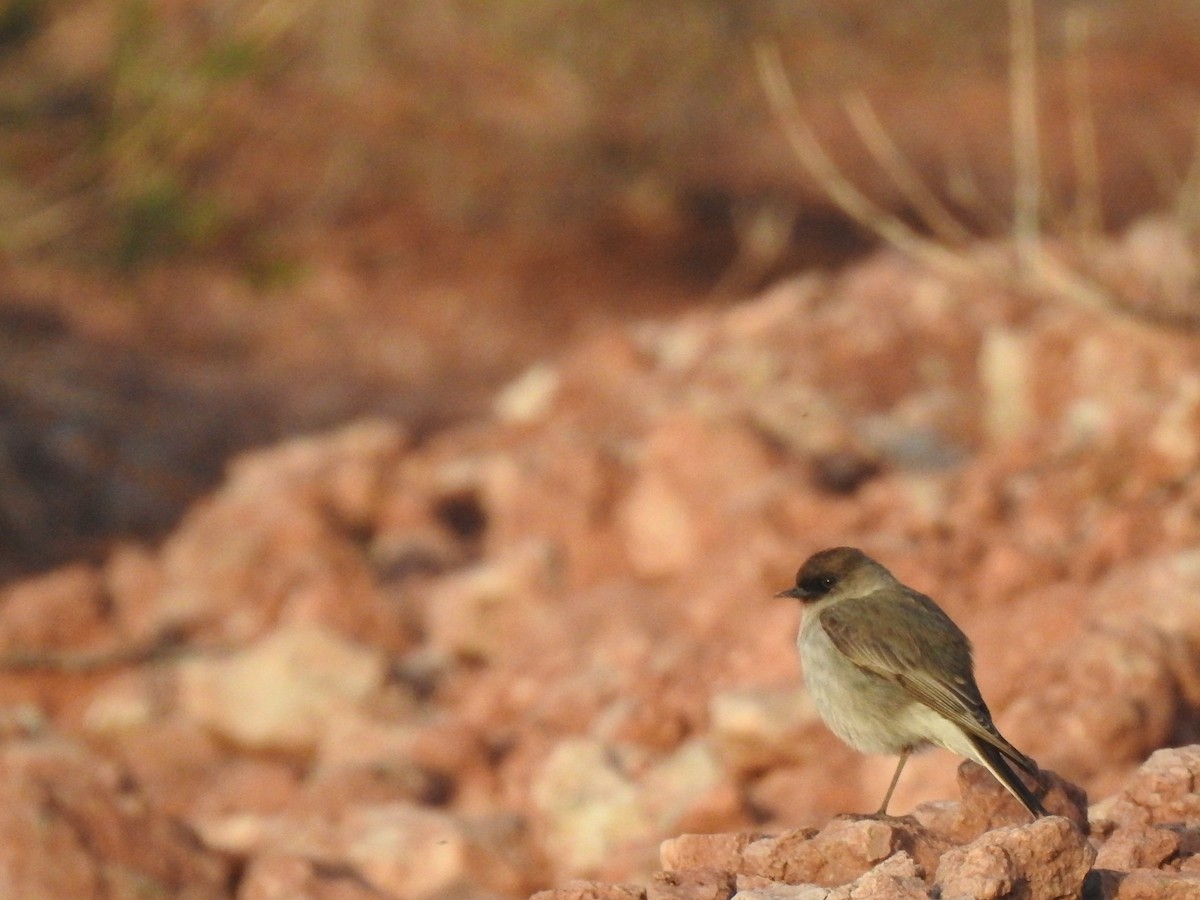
876;747;912;816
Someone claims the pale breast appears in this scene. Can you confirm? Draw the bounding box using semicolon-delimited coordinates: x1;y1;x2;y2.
798;613;935;755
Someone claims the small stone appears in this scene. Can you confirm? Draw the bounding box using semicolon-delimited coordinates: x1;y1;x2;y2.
532;738;650;873
495;362;561;423
530;880;648;900
619;469;699;579
827;852;929;900
178;622;385;752
646;868;736;900
708;686;825;775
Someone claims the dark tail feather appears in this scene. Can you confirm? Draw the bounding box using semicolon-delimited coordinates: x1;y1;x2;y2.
970;737;1049;819
1001;742;1040;777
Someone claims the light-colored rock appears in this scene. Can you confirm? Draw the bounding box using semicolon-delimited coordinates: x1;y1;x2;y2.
424;539;556;662
495;362;561;423
532;738;651;873
82;670;161;734
979;327;1033;444
733;884;828;900
708;686;825;774
740;819;901;887
619;467;699;579
150;421;404;641
934;815;1094;900
238;853;382;900
338;804;469;900
1093;823;1181;872
646;867;736;900
661;832;766;873
1097;869;1200;900
827;852;929;900
1094;748;1200;830
0;737;229;899
178;622;385;752
530;880;647;900
1092;746;1200;829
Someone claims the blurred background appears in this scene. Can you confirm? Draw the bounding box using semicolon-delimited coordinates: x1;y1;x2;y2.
2;0;1200;580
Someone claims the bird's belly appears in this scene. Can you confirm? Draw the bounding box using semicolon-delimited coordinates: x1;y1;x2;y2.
799;620;946;755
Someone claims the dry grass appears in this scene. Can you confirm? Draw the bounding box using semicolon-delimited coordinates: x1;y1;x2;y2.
755;1;1200;332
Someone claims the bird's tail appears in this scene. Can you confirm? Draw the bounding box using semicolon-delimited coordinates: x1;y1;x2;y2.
968;736;1049;819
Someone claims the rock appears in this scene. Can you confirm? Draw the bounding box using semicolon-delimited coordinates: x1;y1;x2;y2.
0;563;108;652
729;884;828;900
147;421;405;642
951;760;1088;838
238;853;383;900
530;881;648;900
178;622;385;752
495;362;561;424
661;833;767;873
640;739;735;833
532;738;651;873
1091;868;1200;900
1003;622;1189;789
827;852;929;899
1091;746;1200;829
0;737;229;899
1093;823;1181;871
979;327;1033;444
933;815;1094;900
82;669;162;734
424;539;558;662
708;686;827;775
336;804;472;899
646;868;736;900
740;819;903;886
619;467;699;579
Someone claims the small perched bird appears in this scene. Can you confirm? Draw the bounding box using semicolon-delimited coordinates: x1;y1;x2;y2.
776;547;1047;819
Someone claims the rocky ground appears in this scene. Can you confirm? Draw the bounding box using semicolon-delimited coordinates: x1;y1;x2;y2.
0;218;1199;898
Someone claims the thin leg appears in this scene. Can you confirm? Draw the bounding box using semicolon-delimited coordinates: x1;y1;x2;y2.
876;747;912;816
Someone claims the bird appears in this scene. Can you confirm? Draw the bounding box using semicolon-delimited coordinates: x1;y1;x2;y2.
776;546;1047;819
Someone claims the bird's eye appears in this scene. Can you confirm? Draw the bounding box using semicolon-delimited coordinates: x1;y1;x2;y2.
799;573;837;595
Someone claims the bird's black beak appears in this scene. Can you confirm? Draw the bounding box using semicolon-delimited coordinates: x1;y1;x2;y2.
775;586;804;600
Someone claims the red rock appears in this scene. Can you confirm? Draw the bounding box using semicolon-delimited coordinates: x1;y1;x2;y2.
1094;823;1181;872
829;852;929;899
238;853;391;900
1096;869;1200;900
933;816;1094;900
645;868;736;900
707;686;828;776
1093;746;1200;829
660;832;768;873
951;760;1088;837
529;880;647;900
0;563;109;653
177;622;385;752
0;737;229;898
739;819;902;886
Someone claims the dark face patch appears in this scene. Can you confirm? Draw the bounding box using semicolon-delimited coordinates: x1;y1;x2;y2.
776;570;837;603
798;571;838;597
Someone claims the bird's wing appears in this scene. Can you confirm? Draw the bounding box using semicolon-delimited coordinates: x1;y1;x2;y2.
817;590;1037;773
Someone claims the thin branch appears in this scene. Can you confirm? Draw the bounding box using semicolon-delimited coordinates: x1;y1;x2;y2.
841;90;974;246
1009;0;1041;271
1065;8;1102;240
1175;113;1200;237
754;43;979;280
